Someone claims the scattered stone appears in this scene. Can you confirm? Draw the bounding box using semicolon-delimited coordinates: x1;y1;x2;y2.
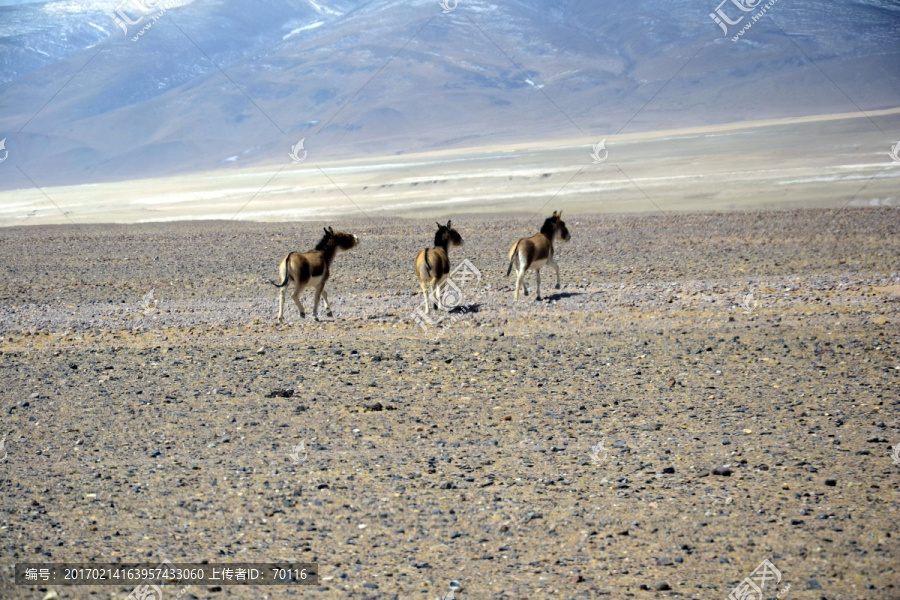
653;581;671;591
713;466;732;476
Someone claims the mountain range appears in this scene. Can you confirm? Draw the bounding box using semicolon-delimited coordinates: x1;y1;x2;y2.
0;0;898;190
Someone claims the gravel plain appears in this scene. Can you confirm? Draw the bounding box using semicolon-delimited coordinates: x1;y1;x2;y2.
1;208;899;600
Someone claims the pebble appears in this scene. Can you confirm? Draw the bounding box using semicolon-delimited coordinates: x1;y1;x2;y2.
713;466;732;476
654;581;671;591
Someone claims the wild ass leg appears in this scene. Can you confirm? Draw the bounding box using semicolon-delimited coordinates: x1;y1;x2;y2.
312;286;323;321
514;267;522;301
424;282;432;314
277;286;286;321
549;257;561;289
290;283;306;318
535;269;542;301
519;257;530;298
320;289;333;317
435;279;445;311
420;281;431;314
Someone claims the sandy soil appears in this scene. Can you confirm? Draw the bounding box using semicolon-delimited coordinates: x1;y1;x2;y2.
0;208;899;600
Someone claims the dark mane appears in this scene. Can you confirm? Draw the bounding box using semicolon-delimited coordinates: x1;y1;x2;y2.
314;231;332;251
539;216;557;237
433;227;446;248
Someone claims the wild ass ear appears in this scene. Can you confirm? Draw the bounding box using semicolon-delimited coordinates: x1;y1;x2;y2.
328;226;335;234
323;227;331;236
552;210;558;217
558;210;562;218
436;222;442;229
447;220;452;228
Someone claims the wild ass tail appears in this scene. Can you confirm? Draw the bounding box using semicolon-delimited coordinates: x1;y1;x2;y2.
272;252;293;287
424;248;432;274
506;241;520;277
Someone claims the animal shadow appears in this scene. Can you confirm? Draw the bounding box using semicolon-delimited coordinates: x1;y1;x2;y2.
446;303;482;314
542;291;582;302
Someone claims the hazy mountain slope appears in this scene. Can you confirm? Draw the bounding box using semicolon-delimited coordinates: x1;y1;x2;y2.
0;0;898;189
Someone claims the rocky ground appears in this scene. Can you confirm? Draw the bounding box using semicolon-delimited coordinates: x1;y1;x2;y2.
0;208;898;600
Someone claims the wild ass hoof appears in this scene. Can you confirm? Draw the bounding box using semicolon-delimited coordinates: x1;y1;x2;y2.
299;312;306;319
326;309;333;318
555;283;561;290
536;296;542;301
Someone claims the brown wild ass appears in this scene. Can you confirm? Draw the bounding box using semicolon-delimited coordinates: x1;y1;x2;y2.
415;221;463;313
506;211;570;301
273;227;358;321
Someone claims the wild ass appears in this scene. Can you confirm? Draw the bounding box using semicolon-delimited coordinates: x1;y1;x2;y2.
506;210;570;301
415;221;463;312
273;227;358;321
